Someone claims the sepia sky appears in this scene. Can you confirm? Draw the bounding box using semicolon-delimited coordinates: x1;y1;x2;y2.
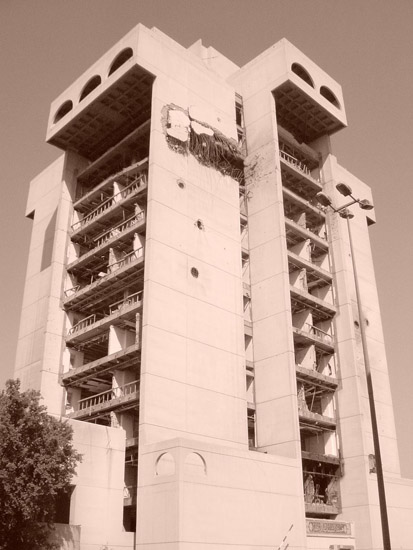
0;0;412;477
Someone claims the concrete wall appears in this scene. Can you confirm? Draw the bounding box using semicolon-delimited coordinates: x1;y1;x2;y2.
69;420;134;550
386;475;413;550
137;438;307;550
138;33;246;449
231;35;303;462
321;153;403;549
14;151;87;416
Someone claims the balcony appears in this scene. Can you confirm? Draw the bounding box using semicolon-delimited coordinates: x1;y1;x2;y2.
285;218;328;251
279;154;322;201
67;211;146;274
75;144;149;198
299;409;336;430
283;187;325;221
62;343;141;387
66;291;143;345
290;285;336;319
64;248;144;312
71;174;147;241
303;453;341;517
296;364;338;391
67;380;139;420
288;250;331;289
302;450;340;466
293;323;334;352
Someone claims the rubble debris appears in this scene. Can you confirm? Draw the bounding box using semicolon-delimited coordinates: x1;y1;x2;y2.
164;105;245;184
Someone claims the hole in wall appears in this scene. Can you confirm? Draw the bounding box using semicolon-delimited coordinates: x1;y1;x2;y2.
195;219;204;230
177;179;185;189
291;63;315;88
108;47;134;76
320;86;340;108
54;100;73;123
79;75;102;101
191;267;199;278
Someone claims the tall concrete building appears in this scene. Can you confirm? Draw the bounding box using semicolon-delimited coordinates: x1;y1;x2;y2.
14;24;413;550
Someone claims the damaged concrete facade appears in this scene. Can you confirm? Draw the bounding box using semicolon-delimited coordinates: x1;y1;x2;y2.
14;24;413;550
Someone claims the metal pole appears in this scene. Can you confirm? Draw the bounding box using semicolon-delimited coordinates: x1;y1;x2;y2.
345;215;391;549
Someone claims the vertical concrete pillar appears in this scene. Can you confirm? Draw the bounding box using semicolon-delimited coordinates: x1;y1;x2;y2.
241;88;301;459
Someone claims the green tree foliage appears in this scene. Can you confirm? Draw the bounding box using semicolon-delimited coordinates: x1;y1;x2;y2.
0;380;81;550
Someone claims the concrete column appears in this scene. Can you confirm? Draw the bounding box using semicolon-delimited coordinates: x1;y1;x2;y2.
113;180;125;202
108;324;135;354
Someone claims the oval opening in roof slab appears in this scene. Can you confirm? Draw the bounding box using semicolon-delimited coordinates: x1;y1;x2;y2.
54;100;73;124
108;47;134;76
79;75;102;101
320;86;340;108
291;63;314;88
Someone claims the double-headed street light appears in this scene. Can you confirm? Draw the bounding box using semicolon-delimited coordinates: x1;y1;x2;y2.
317;183;391;550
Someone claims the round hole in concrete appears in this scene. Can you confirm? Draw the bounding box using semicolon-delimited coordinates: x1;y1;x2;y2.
191;267;199;278
177;179;185;189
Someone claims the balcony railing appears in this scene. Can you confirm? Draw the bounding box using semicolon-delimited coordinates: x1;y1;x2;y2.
68;291;143;337
64;284;81;298
68;314;97;335
304;323;333;346
293;325;334;353
110;248;143;271
109;291;142;315
280;150;311;176
296;364;338;390
71;174;146;232
285;216;327;242
299;409;336;429
62;343;141;386
64;248;144;299
78;380;139;412
94;211;145;248
68;212;146;275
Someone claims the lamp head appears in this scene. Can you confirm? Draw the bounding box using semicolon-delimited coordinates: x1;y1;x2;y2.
316;191;333;207
336;182;353;197
358;199;374;210
339;208;355;219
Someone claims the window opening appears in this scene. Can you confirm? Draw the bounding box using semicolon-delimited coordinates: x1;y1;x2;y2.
320;86;340;108
108;48;134;76
291;63;314;88
79;75;102;101
54;100;73;123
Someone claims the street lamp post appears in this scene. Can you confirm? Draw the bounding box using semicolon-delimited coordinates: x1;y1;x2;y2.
317;184;391;550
